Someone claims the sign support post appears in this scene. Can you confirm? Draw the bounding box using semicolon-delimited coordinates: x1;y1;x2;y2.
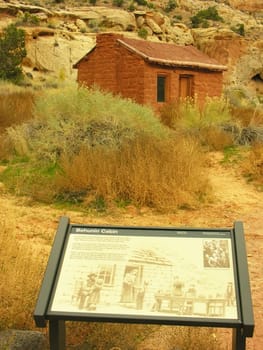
49;320;66;350
232;328;246;350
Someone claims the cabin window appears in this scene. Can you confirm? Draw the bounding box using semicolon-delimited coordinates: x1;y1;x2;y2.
97;264;116;286
157;75;167;102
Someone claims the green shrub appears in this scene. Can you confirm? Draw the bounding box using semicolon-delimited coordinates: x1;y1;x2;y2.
0;24;26;82
128;3;136;11
138;27;148;39
191;6;223;28
231;23;245;36
113;0;124;6
17;11;40;26
88;19;100;32
5;85;167;162
134;0;148;6
147;2;155;9
164;0;177;13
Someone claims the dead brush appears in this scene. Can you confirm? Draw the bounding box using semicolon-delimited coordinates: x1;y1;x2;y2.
0;219;48;330
230;106;263;127
0;87;35;132
199;126;234;151
242;142;263;185
56;135;211;211
137;325;226;350
159;97;233;152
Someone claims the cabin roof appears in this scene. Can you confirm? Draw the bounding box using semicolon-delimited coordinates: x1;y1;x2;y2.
117;37;227;71
73;34;227;72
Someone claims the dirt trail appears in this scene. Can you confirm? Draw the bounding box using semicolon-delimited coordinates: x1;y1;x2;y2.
0;152;262;349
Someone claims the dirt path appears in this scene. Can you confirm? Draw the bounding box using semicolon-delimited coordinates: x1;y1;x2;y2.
0;152;262;349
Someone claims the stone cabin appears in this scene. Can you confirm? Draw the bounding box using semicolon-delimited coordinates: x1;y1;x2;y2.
73;33;227;111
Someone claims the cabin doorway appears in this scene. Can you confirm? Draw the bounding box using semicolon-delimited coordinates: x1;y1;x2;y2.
179;75;193;99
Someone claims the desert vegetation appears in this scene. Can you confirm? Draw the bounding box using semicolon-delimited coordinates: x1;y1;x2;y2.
0;24;26;83
0;84;211;211
0;219;51;331
1;84;263;209
0;82;263;349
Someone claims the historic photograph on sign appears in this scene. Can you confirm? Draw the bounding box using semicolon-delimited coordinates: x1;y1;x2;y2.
50;231;238;320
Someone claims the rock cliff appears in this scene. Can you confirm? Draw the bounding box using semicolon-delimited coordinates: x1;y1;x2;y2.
0;0;262;103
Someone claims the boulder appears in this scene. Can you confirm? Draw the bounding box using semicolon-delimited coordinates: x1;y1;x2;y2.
170;23;194;45
136;15;145;28
0;329;48;350
229;0;263;12
152;12;165;27
97;7;136;31
145;17;162;34
25;33;95;79
76;18;88;32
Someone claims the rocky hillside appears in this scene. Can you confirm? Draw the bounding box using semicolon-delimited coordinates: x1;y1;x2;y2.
0;0;262;104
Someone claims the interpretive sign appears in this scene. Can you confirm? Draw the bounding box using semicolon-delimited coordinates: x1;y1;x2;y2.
34;217;254;350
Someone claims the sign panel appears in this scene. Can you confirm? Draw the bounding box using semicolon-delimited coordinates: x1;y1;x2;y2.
48;225;240;324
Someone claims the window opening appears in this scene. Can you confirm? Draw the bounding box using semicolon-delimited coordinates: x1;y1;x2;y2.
157;75;166;102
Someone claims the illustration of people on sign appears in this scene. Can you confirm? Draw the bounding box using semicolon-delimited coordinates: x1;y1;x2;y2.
120;267;138;304
225;281;235;306
136;280;149;310
203;239;230;268
151;289;163;312
78;273;103;311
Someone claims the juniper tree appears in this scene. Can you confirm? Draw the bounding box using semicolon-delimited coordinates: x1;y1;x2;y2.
0;24;26;82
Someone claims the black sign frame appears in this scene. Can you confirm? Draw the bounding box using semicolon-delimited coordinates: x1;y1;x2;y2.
34;217;254;350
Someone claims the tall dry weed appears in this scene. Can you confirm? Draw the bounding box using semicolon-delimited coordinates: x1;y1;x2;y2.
0;219;48;330
231;106;263;127
160;97;231;131
242;142;263;185
138;325;226;350
0;87;34;133
159;97;233;151
199;126;234;151
56;136;210;211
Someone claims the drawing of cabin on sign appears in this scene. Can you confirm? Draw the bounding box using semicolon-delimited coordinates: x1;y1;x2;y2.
118;248;173;310
94;247;174;312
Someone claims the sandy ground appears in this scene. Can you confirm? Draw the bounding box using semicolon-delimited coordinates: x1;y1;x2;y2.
0;152;262;349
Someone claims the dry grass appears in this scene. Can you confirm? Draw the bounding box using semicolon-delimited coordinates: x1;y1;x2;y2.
242;142;263;185
137;325;226;350
0;219;49;331
231;106;263;127
56;135;210;211
67;323;226;349
198;126;234;151
159;97;233;151
0;86;35;134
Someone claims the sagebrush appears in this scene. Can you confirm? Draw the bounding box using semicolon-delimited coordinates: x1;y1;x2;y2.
1;85;211;211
